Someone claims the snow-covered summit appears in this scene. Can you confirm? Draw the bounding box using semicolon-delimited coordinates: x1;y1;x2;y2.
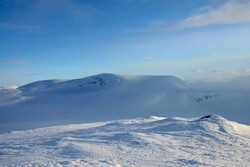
19;73;121;91
18;73;188;92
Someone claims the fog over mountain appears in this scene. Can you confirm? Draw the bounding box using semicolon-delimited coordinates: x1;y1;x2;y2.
1;73;250;133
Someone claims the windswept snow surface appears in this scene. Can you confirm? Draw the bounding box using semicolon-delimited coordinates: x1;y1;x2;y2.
0;115;249;167
1;73;250;132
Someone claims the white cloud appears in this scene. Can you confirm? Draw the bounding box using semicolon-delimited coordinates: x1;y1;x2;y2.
141;56;155;60
191;69;204;73
174;0;250;29
0;59;27;64
133;54;222;70
0;23;40;33
211;68;239;75
1;0;100;28
150;20;167;27
239;55;250;59
127;0;250;32
189;68;250;81
244;68;250;72
5;85;18;89
133;44;146;48
208;68;250;81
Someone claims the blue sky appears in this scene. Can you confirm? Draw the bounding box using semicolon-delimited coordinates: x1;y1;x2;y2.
1;0;250;86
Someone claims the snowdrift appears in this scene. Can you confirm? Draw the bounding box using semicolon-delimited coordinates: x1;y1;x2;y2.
0;115;249;166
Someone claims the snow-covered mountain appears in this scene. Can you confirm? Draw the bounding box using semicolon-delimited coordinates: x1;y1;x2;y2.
0;115;249;166
1;73;250;166
0;73;250;133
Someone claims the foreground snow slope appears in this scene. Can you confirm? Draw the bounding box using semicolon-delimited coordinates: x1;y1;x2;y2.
0;73;250;132
0;115;249;167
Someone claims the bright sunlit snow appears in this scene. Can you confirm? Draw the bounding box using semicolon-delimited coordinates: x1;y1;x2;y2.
0;115;249;167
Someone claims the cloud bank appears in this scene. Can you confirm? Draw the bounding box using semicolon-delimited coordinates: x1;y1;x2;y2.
191;68;250;81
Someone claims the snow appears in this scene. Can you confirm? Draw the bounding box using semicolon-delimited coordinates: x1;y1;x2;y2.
0;73;250;166
0;115;249;166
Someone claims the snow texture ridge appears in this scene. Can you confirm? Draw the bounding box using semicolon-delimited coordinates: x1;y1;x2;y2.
0;115;249;166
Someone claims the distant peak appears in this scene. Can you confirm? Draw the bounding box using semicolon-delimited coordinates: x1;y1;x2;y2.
18;73;188;91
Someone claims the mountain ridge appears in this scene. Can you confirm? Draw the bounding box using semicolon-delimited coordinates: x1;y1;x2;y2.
0;73;250;133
